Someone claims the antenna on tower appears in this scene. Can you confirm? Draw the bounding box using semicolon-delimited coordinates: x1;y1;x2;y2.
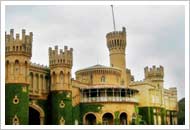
111;5;116;31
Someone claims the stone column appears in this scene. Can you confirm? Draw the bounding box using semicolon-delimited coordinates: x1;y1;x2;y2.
33;73;36;94
38;75;41;95
40;117;44;125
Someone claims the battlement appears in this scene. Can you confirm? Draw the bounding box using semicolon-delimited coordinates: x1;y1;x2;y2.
144;65;164;79
5;29;33;58
49;45;73;68
106;27;126;51
106;27;126;38
31;63;49;69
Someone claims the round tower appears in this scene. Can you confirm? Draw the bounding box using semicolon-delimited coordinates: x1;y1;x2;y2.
49;45;73;124
5;29;32;124
106;27;127;86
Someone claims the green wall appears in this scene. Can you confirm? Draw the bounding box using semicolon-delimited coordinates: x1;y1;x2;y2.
79;103;103;124
29;99;50;124
72;105;80;124
50;91;72;125
5;84;29;125
138;107;166;125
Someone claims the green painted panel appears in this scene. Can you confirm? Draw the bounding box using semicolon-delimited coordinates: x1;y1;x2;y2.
5;84;29;125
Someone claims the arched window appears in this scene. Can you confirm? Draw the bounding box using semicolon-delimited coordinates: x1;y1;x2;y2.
120;112;128;125
25;61;27;81
29;72;33;92
52;72;56;85
6;60;9;80
15;60;19;74
85;113;96;125
101;76;105;83
60;71;64;84
35;74;39;92
68;72;71;85
102;113;114;125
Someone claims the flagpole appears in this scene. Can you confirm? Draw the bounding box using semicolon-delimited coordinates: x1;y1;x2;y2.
111;5;116;31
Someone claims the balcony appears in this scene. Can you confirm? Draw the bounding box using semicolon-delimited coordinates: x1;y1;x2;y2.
80;96;138;103
80;87;139;103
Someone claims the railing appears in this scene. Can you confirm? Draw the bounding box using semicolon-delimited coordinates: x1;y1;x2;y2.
80;96;138;103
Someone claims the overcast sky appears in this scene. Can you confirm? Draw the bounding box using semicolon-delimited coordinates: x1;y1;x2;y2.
5;5;185;100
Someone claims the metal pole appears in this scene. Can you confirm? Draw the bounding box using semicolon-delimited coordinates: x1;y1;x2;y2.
111;5;116;31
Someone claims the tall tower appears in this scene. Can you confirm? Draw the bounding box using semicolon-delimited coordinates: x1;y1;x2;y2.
5;29;32;124
49;45;73;124
106;27;127;86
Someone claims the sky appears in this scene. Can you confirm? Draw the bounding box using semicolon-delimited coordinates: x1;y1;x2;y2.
5;5;185;100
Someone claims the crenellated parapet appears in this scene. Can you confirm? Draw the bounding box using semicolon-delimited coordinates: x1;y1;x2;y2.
144;65;164;80
106;27;126;52
30;63;49;70
5;29;33;58
49;45;73;69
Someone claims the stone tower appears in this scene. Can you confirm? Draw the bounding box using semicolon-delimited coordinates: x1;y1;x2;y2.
5;29;32;124
106;27;127;86
144;65;164;88
48;45;73;124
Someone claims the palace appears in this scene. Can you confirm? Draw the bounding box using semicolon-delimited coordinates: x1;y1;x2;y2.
5;27;178;125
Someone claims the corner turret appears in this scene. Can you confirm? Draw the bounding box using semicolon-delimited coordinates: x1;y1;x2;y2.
5;29;32;58
144;65;164;88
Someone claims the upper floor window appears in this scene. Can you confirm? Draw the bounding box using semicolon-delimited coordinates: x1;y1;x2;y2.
101;76;105;83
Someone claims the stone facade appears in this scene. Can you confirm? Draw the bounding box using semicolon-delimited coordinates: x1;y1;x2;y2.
5;27;178;125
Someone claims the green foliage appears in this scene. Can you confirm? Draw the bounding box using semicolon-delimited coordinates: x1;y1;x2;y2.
50;91;72;125
139;107;167;125
72;105;80;124
5;84;29;125
177;98;185;125
114;111;120;125
161;108;166;125
30;99;50;124
80;103;103;124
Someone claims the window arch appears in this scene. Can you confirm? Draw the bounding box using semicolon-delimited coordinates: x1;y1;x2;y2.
101;76;105;83
102;113;114;125
6;60;9;80
52;72;56;85
29;72;33;92
35;74;39;92
25;61;28;81
60;71;64;84
14;60;19;74
68;72;71;85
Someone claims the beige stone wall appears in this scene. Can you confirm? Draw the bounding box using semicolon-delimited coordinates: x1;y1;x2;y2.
6;56;30;84
72;86;80;106
76;68;122;86
130;82;153;107
49;46;73;92
50;67;72;91
29;63;50;99
76;71;121;86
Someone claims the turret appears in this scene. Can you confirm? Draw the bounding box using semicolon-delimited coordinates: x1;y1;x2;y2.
5;29;32;84
5;29;33;124
6;29;32;58
49;45;73;124
106;27;127;86
49;45;73;91
144;65;164;88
